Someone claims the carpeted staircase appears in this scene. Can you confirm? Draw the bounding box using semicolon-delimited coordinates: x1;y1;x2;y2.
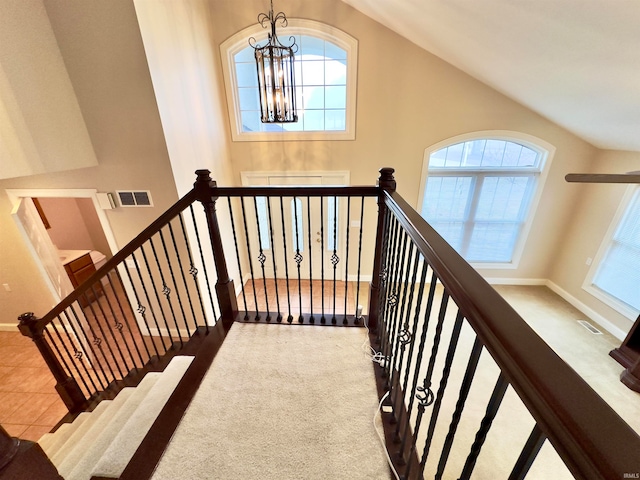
37;356;194;480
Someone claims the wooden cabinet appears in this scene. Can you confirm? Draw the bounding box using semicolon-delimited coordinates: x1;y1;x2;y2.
63;252;102;305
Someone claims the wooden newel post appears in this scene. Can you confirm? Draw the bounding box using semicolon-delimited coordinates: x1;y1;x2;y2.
368;168;396;333
194;170;238;330
17;313;86;413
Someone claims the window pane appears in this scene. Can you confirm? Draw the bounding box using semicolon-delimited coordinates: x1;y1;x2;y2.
235;62;257;87
238;87;259;110
303;110;324;131
481;140;507;167
299;35;324;57
593;190;640;311
325;41;347;60
325;110;346;131
240;110;262;132
325;86;346;109
302;85;324;109
467;222;519;262
235;47;256;63
325;60;347;85
444;143;464;167
301;61;325;86
475;176;532;221
422;176;472;221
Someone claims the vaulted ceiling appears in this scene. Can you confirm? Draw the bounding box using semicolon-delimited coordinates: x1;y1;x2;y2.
340;0;640;153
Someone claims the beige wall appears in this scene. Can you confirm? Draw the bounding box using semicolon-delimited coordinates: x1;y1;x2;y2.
207;0;598;277
550;150;640;335
0;0;178;325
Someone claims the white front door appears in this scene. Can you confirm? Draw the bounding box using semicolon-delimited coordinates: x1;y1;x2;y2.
241;171;349;282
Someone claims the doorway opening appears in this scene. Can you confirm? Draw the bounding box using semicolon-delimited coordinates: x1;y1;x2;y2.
6;188;118;303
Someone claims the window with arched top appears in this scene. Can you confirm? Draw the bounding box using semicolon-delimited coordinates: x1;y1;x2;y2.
220;19;358;141
417;132;554;267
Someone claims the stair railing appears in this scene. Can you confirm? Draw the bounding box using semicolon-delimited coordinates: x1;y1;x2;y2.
370;170;640;479
15;168;640;480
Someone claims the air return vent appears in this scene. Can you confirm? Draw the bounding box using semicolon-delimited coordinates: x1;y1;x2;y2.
577;320;603;335
116;190;153;207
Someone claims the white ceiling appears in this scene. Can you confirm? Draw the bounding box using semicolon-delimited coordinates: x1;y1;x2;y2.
340;0;640;152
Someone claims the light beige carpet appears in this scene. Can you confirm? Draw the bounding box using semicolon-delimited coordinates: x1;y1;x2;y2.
151;323;390;480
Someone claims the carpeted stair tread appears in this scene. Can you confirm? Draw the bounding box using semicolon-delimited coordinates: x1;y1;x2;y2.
65;372;162;480
38;422;71;456
50;399;112;467
56;387;135;478
91;355;194;478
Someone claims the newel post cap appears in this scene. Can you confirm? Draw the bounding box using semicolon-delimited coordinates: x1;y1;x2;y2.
18;312;39;338
377;167;396;191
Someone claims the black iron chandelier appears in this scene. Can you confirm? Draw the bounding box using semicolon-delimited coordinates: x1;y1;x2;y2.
249;0;298;123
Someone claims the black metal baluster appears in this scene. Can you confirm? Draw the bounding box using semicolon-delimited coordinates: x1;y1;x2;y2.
395;259;429;440
292;196;303;323
375;208;393;345
253;197;271;321
459;373;510;480
86;284;129;376
240;197;260;320
89;282;136;372
108;270;148;366
343;196;351;324
279;196;293;323
434;337;484;479
148;235;183;346
46;322;91;396
418;311;466;473
403;290;451;479
159;228;190;341
354;196;365;325
226;198;249;320
266;197;282;322
388;241;416;408
167;220;197;336
178;211;210;331
307;196;314;323
320;197;325;324
380;216;401;376
70;303;117;383
61;310;102;393
389;248;420;429
331;196;339;324
384;226;409;383
122;255;160;358
67;307;110;389
399;270;438;457
187;205;218;331
131;251;168;355
140;243;175;349
508;424;546;480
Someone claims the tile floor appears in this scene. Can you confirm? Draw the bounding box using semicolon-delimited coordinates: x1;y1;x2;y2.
0;330;67;441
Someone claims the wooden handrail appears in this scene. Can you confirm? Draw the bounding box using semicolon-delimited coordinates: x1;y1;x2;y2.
384;190;640;479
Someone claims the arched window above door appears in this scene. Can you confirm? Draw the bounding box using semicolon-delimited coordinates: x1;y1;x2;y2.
221;19;358;141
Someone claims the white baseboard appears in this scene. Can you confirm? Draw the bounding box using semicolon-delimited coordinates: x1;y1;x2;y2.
483;277;547;286
0;323;18;332
545;280;627;341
